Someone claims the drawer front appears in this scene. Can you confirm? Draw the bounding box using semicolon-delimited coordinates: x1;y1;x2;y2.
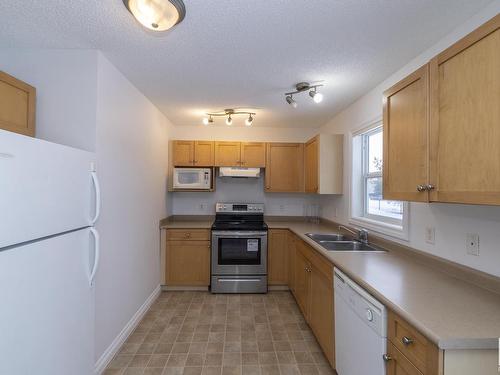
387;342;423;375
388;311;429;373
167;229;210;241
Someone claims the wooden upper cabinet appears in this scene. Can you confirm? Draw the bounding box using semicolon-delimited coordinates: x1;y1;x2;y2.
194;141;214;166
383;64;430;202
172;141;214;166
241;142;266;167
268;229;289;285
429;15;500;205
305;137;319;193
172;140;194;166
265;143;304;192
304;134;343;194
0;71;36;137
214;141;241;166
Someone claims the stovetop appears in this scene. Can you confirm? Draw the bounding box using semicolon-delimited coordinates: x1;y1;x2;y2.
211;213;268;231
212;203;267;231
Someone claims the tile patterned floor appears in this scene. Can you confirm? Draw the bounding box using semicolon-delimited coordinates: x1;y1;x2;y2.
104;291;335;375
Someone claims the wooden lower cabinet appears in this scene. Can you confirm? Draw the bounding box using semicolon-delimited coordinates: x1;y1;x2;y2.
309;262;334;367
293;245;310;318
166;229;210;286
292;237;335;367
387;342;424;375
287;231;297;293
386;310;443;375
268;229;289;285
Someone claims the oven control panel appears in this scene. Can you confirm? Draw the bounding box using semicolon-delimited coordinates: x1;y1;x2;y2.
215;203;264;214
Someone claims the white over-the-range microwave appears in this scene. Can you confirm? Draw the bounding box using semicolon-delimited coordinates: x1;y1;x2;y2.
173;168;212;190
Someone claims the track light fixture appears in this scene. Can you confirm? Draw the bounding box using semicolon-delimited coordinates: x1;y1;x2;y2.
202;115;213;126
245;114;254;126
284;82;324;107
286;95;298;108
202;109;256;126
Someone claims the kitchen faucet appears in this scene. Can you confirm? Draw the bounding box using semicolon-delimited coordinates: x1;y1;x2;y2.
338;225;369;244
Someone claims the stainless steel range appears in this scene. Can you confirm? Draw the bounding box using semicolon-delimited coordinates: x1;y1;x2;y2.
211;202;268;293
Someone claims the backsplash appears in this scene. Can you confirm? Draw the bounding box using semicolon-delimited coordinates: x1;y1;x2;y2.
170;175;319;216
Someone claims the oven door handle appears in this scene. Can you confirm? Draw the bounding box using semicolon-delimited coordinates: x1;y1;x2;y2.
212;231;268;237
218;278;263;282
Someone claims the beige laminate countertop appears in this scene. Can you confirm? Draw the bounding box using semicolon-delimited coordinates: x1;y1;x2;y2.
160;217;500;350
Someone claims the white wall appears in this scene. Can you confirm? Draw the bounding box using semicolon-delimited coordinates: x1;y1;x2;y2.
170;125;319;216
0;49;98;151
172;177;318;216
94;53;173;361
172;124;316;142
319;3;500;277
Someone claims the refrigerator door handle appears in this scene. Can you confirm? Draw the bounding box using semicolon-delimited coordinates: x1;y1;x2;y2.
91;171;101;225
89;228;100;286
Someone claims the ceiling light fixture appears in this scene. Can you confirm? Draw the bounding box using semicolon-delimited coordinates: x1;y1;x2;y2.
203;109;256;126
202;115;213;126
309;88;324;103
284;82;324;107
286;95;298;109
123;0;186;31
245;114;254;126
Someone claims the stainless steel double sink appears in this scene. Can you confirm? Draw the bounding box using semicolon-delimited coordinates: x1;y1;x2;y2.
305;233;386;252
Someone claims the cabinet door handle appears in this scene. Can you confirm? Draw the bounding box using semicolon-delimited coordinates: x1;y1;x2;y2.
382;354;392;362
402;336;414;345
426;184;435;191
416;184;427;192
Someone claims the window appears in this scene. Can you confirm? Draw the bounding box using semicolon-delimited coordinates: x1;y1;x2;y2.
350;122;408;239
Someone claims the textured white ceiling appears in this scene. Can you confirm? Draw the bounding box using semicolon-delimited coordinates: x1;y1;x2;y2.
0;0;493;128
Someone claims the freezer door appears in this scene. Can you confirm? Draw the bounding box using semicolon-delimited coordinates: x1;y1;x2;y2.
0;130;96;248
0;228;94;375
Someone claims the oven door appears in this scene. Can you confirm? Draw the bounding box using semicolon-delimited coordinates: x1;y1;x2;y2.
211;231;267;275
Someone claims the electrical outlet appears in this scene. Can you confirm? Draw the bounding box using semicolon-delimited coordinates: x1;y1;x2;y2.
198;203;207;211
466;233;480;256
279;204;285;212
425;227;435;245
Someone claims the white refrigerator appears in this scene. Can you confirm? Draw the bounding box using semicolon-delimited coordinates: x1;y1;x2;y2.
0;129;100;375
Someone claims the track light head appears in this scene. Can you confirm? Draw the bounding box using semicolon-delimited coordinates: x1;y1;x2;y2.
226;115;233;125
309;89;324;103
245;114;253;126
286;95;298;108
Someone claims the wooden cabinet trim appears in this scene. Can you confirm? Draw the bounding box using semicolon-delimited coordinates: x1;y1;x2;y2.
436;14;499;64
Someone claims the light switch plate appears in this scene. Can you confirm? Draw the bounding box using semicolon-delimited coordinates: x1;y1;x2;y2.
425;227;435;245
466;233;480;256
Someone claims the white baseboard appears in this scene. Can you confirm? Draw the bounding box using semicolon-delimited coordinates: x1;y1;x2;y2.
94;285;161;375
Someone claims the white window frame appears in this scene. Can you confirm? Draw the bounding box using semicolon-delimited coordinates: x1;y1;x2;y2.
349;117;409;241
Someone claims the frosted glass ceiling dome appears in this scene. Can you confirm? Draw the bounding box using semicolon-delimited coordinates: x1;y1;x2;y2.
123;0;186;31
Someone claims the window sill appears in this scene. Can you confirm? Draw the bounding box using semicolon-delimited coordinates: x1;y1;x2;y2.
349;216;409;241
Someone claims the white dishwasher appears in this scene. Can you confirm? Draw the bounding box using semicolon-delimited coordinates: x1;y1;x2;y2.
334;268;387;375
